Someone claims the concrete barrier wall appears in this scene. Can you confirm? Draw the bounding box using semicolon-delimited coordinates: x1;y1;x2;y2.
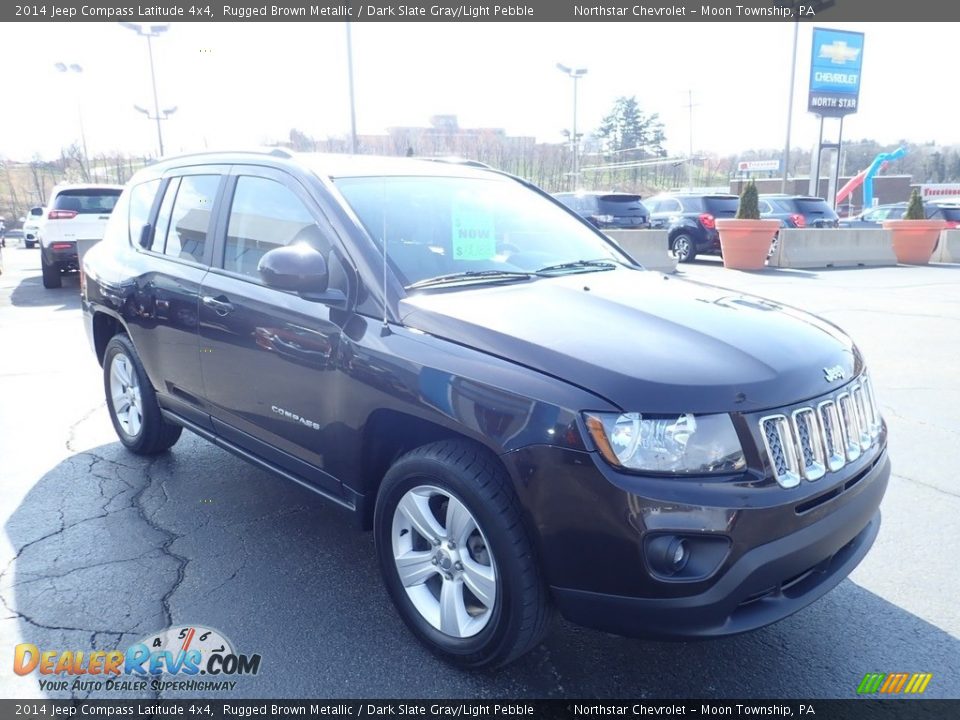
605;230;677;274
770;229;897;269
932;230;960;263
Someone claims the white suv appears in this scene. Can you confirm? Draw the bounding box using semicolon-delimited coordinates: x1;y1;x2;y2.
22;206;45;248
39;183;123;288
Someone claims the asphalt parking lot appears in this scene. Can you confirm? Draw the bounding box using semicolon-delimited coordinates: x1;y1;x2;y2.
0;244;958;700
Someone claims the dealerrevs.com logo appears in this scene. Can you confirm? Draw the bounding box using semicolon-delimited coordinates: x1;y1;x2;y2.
13;625;261;693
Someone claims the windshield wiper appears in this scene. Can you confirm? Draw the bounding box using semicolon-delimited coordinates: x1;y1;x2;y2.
535;259;620;275
405;270;534;290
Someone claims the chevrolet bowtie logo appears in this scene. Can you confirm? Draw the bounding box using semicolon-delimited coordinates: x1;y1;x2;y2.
819;40;861;65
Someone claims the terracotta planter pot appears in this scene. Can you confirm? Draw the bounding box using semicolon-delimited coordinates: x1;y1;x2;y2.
882;219;947;264
715;218;780;270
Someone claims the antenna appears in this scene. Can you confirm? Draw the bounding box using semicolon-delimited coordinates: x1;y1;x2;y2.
684;90;699;191
380;179;391;336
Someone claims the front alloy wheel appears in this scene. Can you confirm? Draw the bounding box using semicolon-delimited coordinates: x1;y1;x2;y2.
391;485;497;638
374;440;551;668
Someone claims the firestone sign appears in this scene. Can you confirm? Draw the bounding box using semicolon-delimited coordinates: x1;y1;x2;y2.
808;27;864;117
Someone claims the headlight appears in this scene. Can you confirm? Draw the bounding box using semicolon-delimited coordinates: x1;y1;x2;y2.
584;412;746;474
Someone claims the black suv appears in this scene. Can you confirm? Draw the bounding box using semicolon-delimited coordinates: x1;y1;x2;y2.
759;195;840;229
553;191;650;229
644;192;740;262
82;151;889;668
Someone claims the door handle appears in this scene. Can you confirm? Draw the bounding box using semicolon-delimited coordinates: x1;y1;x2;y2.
202;295;235;316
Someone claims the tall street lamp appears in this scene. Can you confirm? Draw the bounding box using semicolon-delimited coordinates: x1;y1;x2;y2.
54;62;90;178
556;63;588;190
120;22;172;156
345;22;358;154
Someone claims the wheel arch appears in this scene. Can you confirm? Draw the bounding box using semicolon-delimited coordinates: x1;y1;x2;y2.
356;409;511;530
92;310;128;366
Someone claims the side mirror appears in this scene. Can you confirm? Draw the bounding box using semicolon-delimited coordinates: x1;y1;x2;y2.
259;244;329;293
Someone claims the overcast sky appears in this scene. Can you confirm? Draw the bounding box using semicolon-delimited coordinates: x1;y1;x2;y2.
0;21;954;162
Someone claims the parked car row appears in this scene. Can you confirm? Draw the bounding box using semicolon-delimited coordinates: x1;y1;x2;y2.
839;200;960;229
554;191;840;262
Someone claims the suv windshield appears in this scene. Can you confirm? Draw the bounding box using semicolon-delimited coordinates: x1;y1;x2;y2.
334;176;624;287
53;189;122;214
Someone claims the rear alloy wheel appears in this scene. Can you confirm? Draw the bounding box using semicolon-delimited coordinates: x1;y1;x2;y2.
41;254;61;288
374;440;550;668
671;233;695;263
103;334;182;455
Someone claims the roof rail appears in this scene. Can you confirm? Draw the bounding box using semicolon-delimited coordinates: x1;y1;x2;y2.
417;156;491;169
150;146;296;164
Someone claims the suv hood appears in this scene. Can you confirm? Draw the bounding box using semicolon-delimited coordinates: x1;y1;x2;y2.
399;269;860;414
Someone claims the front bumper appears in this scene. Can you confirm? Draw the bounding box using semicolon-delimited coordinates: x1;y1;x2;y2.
502;443;889;639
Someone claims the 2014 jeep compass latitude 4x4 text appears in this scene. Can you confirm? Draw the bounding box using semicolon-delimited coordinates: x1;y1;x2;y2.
82;151;889;668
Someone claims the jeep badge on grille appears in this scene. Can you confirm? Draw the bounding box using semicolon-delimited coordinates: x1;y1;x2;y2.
824;365;845;382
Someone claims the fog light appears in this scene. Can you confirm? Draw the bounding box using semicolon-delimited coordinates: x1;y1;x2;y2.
646;535;689;576
671;539;687;568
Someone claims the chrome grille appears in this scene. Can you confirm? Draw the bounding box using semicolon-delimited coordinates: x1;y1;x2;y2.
817;400;846;472
760;373;882;488
792;408;825;481
760;415;800;488
836;392;861;462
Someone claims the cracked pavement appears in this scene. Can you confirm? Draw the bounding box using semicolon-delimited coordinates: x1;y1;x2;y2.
0;246;958;699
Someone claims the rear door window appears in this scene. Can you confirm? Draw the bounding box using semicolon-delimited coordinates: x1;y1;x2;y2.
153;175;220;262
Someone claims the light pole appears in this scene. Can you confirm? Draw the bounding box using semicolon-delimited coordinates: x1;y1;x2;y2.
120;22;171;156
133;104;179;153
345;22;358;154
781;19;800;192
556;63;588;190
54;62;90;179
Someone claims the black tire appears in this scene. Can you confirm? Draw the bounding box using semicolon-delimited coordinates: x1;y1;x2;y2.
103;334;182;455
26;241;36;249
41;254;61;288
374;439;551;668
670;233;696;263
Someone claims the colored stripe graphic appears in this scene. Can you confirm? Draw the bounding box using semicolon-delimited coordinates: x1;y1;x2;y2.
858;673;932;694
857;673;885;694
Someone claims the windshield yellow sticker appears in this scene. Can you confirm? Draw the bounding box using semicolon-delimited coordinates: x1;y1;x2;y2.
452;207;496;260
